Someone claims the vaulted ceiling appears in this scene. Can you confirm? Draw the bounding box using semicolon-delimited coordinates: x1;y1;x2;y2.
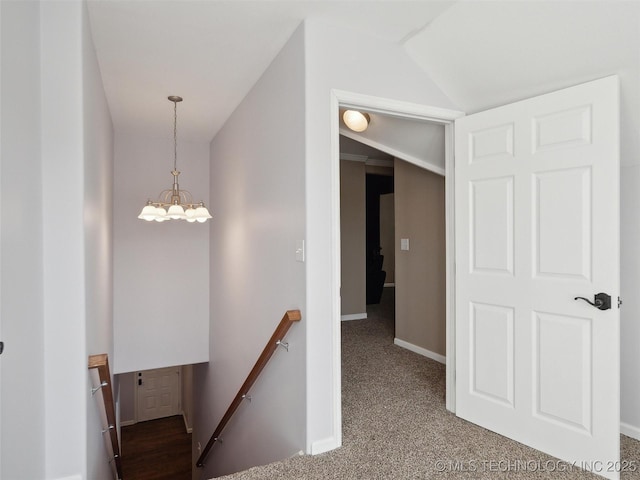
88;0;640;164
86;0;455;142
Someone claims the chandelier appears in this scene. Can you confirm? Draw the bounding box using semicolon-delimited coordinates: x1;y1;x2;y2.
138;96;212;223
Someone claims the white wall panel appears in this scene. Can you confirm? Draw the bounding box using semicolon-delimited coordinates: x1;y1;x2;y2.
113;134;209;374
0;2;46;478
620;164;640;436
305;19;458;453
82;2;116;478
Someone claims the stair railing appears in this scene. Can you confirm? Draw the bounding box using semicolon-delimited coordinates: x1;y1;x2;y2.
89;354;123;479
196;309;302;468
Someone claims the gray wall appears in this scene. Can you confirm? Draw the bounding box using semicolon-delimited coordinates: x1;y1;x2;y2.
113;133;210;374
394;159;446;357
340;160;366;317
1;2;116;478
83;1;116;477
304;19;457;448
194;23;307;479
0;2;46;477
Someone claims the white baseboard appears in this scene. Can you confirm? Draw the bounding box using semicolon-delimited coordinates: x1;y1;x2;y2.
384;283;395;287
183;412;193;433
621;421;640;441
310;436;341;455
394;338;446;364
341;313;367;321
120;419;136;427
52;476;82;480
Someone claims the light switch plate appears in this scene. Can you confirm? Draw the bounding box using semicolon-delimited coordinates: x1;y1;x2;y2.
400;238;409;251
296;240;305;262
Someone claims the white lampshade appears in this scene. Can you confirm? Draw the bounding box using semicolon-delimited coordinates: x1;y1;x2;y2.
194;206;212;223
185;208;197;223
343;110;370;132
167;204;186;219
138;205;157;221
154;207;167;222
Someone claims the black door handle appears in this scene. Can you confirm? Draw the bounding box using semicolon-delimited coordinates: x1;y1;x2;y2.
574;292;611;311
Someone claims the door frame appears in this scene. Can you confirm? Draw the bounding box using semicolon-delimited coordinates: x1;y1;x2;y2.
329;90;465;436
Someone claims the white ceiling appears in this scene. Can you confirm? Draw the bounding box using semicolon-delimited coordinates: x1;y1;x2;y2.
88;0;640;163
86;0;455;142
405;1;640;164
406;1;640;113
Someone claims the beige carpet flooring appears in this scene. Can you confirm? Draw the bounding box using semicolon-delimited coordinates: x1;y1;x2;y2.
218;289;640;479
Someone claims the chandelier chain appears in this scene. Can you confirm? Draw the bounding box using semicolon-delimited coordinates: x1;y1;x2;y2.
173;99;178;172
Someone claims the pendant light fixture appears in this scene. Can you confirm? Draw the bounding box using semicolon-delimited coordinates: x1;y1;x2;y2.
343;110;370;132
138;96;212;223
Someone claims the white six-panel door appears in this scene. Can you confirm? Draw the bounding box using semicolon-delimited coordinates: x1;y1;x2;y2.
137;366;181;422
455;76;620;479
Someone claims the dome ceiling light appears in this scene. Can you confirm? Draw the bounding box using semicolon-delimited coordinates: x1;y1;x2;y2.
343;110;371;132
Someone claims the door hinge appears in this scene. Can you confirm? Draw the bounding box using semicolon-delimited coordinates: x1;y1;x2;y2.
618;297;623;309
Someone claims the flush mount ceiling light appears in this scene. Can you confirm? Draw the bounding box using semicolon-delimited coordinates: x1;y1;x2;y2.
343;110;371;132
138;96;212;223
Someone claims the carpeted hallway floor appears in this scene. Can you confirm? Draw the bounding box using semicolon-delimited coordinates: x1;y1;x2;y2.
219;288;640;479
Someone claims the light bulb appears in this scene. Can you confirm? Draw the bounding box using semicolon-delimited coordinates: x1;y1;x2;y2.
343;110;370;132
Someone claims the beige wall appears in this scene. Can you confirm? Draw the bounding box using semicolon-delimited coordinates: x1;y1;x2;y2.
340;160;367;316
394;159;446;356
380;193;395;284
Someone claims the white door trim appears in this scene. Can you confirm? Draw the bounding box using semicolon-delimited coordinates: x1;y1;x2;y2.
329;90;464;447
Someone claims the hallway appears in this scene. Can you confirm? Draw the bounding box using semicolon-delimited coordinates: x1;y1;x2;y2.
121;415;191;480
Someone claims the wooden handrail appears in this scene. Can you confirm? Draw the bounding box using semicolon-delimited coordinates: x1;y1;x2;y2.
88;354;123;480
196;309;302;468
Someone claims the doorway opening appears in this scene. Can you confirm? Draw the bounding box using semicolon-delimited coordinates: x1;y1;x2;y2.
115;365;195;479
339;127;448;346
331;93;463;449
338;111;450;427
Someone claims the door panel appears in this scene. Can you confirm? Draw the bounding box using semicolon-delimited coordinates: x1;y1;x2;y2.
137;367;181;422
470;302;515;406
534;311;592;432
534;167;591;279
470;176;514;274
455;76;620;479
